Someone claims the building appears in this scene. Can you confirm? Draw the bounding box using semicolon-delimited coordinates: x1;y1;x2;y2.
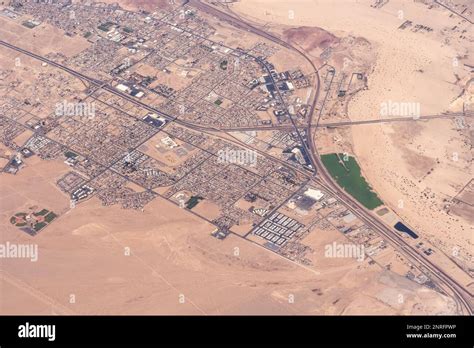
304;188;324;201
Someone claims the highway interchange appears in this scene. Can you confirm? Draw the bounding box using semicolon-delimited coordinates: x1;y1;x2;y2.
1;0;472;315
190;0;474;315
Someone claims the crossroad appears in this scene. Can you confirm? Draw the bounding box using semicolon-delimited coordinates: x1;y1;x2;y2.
189;0;474;315
1;0;472;314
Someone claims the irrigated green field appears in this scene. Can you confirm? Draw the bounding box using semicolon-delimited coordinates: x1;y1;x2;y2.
321;153;383;210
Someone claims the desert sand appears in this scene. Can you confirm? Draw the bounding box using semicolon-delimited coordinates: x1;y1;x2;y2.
0;157;456;314
232;0;473;278
0;0;470;315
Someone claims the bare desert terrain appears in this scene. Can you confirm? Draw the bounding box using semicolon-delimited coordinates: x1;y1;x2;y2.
232;0;473;283
0;0;471;316
0;165;457;314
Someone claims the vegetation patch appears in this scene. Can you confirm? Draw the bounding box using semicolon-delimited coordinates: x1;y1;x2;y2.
64;151;78;159
321;153;383;210
186;196;204;209
34;222;47;232
219;60;228;70
34;209;49;216
44;212;58;223
10;208;58;234
22;21;37;29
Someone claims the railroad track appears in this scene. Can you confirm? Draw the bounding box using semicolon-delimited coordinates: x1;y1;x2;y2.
190;0;473;315
1;2;471;314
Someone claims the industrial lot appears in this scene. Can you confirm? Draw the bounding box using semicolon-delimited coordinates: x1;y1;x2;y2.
0;0;472;315
0;0;389;266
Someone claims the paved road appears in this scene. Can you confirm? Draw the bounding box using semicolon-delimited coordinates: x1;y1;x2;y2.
216;112;471;132
1;3;472;314
190;0;473;315
434;0;473;24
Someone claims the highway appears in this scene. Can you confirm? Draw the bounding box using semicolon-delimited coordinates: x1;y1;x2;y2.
0;40;220;135
217;112;471;132
190;0;473;315
1;2;472;314
434;0;473;25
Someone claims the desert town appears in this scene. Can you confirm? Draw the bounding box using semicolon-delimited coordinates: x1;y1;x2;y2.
0;0;472;315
